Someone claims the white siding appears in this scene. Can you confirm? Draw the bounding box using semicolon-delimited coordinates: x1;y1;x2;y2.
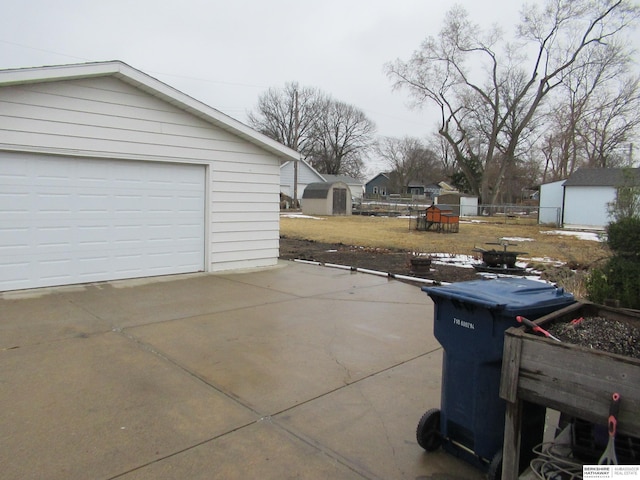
279;160;324;198
347;183;364;199
459;197;478;216
539;180;565;226
0;76;282;275
563;186;614;228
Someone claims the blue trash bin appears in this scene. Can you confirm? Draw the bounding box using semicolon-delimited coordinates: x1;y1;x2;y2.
417;278;575;477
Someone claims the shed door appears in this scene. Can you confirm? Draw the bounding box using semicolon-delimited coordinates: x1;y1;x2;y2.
0;152;205;291
333;188;347;214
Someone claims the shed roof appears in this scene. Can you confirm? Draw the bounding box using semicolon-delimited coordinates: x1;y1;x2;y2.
302;182;333;199
437;192;476;198
302;181;349;199
0;61;300;162
564;168;640;187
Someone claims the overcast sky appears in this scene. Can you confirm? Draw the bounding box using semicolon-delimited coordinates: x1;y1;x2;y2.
1;1;530;133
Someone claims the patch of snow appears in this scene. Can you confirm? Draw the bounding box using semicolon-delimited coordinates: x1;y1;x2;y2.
280;213;325;220
501;237;534;242
542;230;604;242
426;253;483;269
521;256;565;267
478;272;548;283
419;253;551;280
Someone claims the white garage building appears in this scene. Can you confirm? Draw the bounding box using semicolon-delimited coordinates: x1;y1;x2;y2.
0;61;300;291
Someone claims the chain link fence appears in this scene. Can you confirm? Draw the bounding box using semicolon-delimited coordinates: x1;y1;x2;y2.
355;197;562;227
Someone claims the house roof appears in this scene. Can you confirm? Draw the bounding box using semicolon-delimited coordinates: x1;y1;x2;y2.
323;174;362;185
365;173;390;185
564;168;640;187
404;180;455;191
0;61;301;162
438;181;457;191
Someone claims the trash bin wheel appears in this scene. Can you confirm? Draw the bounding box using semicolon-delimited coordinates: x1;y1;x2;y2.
487;449;503;480
416;408;442;451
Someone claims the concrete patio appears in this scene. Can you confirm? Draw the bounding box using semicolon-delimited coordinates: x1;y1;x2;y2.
0;261;484;480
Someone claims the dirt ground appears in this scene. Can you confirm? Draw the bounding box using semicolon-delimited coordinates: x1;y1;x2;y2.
279;236;480;284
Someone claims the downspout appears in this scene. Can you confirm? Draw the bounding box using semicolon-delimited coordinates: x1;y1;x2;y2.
560;182;566;228
293;156;299;208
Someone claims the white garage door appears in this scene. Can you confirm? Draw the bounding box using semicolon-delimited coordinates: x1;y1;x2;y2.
0;152;205;291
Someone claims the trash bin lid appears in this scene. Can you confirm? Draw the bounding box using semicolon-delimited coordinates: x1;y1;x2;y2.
422;277;574;313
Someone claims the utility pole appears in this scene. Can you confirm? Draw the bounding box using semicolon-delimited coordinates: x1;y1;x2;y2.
293;88;300;209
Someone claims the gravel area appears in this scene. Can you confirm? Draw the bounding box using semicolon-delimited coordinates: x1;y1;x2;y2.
547;316;640;359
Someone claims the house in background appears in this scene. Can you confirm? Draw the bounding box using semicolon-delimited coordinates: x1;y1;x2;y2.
280;159;324;203
407;180;457;200
406;180;441;199
280;160;363;202
365;173;457;200
364;173;391;196
0;61;300;292
538;167;640;229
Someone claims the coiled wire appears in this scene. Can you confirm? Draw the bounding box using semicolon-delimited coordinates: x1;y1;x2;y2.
529;441;585;480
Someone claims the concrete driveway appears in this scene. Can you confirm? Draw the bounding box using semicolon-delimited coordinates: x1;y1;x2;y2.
0;261;484;480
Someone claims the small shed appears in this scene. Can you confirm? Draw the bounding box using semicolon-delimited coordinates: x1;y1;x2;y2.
302;182;352;216
435;193;478;216
323;174;364;200
538;180;565;226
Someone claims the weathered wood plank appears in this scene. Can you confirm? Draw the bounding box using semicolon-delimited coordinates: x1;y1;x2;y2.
509;331;640;435
501;400;523;480
499;330;523;403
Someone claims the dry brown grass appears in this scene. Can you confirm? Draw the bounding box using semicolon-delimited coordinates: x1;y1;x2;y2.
280;214;610;269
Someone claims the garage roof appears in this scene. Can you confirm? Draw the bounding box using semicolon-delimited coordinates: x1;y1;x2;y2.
564;167;640;187
0;61;301;162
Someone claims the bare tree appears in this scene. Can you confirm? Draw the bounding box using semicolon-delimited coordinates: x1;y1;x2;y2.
248;82;325;158
249;84;376;180
376;136;442;193
541;40;640;180
307;100;376;178
386;0;640;204
580;74;640;167
426;133;458;180
540;102;586;182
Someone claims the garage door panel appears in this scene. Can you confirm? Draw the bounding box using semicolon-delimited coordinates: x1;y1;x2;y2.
0;153;205;291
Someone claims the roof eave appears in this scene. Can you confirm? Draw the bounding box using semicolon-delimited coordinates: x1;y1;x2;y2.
0;61;300;162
